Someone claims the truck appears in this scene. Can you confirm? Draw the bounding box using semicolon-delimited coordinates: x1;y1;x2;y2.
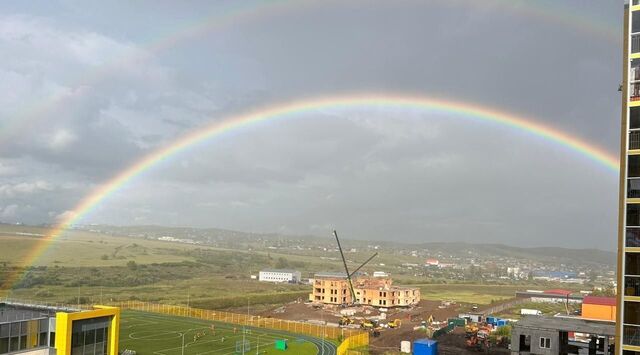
520;308;542;316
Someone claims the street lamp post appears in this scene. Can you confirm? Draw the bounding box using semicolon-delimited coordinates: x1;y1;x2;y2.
181;331;185;355
256;334;263;355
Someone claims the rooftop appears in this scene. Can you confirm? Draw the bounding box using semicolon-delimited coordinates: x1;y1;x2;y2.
0;302;82;323
583;296;616;306
514;315;615;336
260;269;300;274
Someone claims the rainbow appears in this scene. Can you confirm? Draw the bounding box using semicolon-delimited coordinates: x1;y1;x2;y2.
0;0;620;147
3;93;618;291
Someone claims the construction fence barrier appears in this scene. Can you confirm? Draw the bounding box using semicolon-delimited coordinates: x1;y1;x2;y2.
116;301;368;352
336;332;369;355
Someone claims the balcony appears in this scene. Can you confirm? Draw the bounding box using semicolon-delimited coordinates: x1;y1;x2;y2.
624;325;640;346
628;228;640;247
631;131;640;150
629;179;640;198
625;301;640;324
627;204;640;226
628;252;640;275
632;83;640;101
626;276;640;296
633;34;640;54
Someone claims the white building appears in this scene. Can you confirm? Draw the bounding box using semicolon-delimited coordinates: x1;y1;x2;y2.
258;269;301;283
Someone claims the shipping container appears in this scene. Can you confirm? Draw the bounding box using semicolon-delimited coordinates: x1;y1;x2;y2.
413;338;438;355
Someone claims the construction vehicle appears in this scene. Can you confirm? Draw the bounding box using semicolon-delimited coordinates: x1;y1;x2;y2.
466;329;489;351
339;316;353;326
360;319;378;330
465;323;492;351
388;319;402;328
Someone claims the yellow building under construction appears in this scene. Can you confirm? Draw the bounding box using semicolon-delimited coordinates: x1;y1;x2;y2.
0;301;119;355
309;272;420;307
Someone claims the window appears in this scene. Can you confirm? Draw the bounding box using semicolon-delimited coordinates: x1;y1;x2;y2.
539;337;551;349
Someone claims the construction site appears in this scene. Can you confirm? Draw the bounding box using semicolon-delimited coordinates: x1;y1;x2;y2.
253;231;515;354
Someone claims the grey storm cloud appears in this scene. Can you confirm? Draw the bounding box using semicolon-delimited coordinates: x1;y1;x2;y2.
0;0;623;248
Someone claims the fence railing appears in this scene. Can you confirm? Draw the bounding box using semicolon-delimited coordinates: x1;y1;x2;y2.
336;332;369;355
633;34;640;54
625;324;640;346
2;297;90;312
115;301;368;351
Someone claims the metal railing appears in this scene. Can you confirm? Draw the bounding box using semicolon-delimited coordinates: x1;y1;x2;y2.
631;83;640;101
626;276;640;297
2;298;88;312
624;324;640;346
629;178;640;197
631;131;640;150
633;34;640;54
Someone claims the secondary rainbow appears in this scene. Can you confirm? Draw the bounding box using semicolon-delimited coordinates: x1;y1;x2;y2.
0;0;619;148
3;93;618;291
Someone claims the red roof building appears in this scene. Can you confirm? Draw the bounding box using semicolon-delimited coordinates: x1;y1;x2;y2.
583;296;616;306
582;296;616;321
544;289;573;296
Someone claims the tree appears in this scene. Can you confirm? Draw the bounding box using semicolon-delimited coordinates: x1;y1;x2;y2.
275;257;289;269
126;260;137;270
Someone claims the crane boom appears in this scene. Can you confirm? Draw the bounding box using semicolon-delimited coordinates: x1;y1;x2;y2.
333;230;357;304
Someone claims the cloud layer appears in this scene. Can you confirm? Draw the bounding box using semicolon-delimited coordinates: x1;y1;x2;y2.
0;0;623;248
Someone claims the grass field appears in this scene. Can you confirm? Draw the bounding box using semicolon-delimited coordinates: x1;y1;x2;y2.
119;310;324;355
415;284;576;305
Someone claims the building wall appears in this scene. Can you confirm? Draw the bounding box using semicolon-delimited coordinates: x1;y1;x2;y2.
309;278;352;304
55;306;120;355
309;277;420;307
511;326;559;355
583;304;616;322
618;4;640;354
258;271;300;283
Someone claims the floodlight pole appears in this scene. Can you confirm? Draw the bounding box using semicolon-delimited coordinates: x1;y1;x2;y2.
181;332;185;355
256;334;263;355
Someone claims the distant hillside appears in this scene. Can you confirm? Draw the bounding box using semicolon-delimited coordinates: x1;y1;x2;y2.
0;223;613;267
414;242;615;266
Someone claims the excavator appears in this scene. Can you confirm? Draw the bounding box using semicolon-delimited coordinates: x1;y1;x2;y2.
465;324;491;351
388;319;402;328
339;316;354;326
360;319;378;330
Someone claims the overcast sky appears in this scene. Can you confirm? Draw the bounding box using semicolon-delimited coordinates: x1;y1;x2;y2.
0;0;624;249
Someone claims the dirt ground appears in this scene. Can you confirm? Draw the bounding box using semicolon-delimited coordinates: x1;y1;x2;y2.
257;300;513;354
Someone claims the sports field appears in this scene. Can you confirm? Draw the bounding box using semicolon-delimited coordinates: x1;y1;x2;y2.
119;310;335;355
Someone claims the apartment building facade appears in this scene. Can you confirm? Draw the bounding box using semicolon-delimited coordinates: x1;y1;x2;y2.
308;273;420;307
619;2;640;353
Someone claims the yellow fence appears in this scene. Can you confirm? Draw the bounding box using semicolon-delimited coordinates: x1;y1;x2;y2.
337;332;370;355
117;301;368;351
